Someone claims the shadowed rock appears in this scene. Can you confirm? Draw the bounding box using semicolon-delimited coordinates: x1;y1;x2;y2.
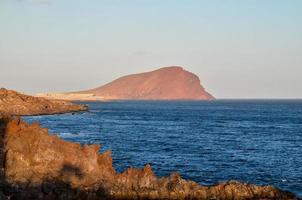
0;88;87;116
0;116;299;199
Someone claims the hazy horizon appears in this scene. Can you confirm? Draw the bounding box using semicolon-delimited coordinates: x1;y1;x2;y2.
1;0;301;98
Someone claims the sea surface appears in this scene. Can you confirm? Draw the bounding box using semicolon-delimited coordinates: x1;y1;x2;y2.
24;100;302;196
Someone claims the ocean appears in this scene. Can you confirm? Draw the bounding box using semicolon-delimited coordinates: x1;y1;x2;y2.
24;100;302;196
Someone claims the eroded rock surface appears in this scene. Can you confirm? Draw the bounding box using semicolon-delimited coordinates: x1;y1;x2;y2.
0;88;87;116
0;116;299;199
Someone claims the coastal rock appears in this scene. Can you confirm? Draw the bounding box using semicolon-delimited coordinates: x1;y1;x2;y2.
38;66;215;101
0;88;87;116
0;116;298;200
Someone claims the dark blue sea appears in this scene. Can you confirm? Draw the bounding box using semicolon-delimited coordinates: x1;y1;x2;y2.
24;100;302;196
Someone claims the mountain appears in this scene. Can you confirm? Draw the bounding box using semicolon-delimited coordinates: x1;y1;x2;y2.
0;88;87;116
38;66;214;100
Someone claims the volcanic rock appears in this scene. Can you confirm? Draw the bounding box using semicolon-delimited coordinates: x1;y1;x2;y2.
0;116;298;200
38;67;214;101
0;88;87;116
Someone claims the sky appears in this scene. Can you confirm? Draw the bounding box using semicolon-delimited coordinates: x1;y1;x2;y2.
0;0;301;98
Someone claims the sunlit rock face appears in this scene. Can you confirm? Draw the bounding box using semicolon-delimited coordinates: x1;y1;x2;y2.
37;67;215;101
0;116;298;200
85;66;215;100
0;88;87;116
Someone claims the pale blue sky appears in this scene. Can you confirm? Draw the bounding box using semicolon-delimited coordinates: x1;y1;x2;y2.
0;0;301;98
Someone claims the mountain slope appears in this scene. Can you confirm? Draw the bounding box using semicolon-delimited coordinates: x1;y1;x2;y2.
82;66;214;100
37;66;214;100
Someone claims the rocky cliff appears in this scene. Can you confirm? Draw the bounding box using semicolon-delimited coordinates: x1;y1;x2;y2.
0;115;298;200
0;88;87;116
38;67;214;101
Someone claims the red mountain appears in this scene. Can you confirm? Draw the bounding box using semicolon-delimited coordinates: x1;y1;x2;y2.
82;66;214;100
38;67;214;100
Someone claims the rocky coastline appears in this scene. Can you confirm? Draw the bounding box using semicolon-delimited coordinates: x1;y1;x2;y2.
0;115;299;200
0;88;87;116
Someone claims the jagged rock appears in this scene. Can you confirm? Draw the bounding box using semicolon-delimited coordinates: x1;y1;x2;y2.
0;88;87;116
0;116;299;200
